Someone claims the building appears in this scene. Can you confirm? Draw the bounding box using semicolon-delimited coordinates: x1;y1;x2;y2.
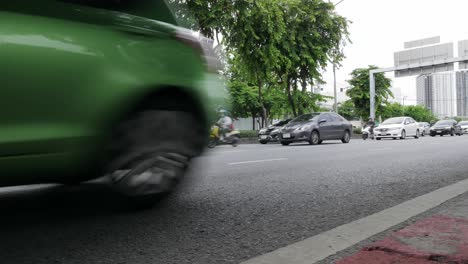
416;72;460;118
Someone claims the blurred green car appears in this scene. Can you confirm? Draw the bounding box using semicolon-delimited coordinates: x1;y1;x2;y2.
0;0;223;206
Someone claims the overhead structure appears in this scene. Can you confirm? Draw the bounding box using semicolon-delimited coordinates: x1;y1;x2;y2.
369;36;468;120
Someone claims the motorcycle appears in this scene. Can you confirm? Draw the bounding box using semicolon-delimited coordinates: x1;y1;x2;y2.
362;126;374;140
207;124;240;148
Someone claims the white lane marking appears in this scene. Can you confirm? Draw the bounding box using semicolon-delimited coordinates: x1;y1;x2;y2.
370;147;393;151
228;158;288;165
241;178;468;264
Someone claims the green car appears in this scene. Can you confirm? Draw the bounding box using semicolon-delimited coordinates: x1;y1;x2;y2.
0;1;223;206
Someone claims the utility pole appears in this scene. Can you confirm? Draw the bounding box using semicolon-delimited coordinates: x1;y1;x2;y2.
333;64;338;112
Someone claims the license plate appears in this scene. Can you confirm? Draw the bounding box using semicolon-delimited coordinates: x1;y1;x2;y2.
260;135;268;139
283;133;291;138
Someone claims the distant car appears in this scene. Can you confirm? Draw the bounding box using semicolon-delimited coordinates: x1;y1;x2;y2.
279;113;352;145
374;117;420;140
258;119;292;144
430;120;463;136
419;122;431;136
458;121;468;134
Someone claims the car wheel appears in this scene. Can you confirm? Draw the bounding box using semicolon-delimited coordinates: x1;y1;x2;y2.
376;138;382;140
341;130;351;143
318;140;323;144
400;130;406;140
280;141;290;146
107;110;203;209
259;140;268;144
451;129;455;136
414;130;420;139
440;134;444;137
309;130;320;145
421;131;425;137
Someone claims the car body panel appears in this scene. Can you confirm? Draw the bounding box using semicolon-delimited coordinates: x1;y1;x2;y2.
0;2;224;184
374;117;419;139
279;113;352;144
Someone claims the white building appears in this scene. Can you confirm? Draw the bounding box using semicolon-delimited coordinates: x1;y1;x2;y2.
416;72;457;118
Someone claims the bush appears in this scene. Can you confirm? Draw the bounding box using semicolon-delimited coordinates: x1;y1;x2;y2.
353;127;362;134
239;130;259;138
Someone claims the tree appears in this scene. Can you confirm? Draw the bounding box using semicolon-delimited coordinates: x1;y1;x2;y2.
346;66;393;119
338;100;358;120
403;105;436;123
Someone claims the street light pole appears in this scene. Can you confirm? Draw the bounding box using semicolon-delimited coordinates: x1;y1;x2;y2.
333;64;338;112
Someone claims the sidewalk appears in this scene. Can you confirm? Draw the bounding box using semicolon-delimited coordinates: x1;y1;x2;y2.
335;192;468;264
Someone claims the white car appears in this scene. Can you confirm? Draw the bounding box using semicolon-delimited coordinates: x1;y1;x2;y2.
374;117;420;140
458;121;468;134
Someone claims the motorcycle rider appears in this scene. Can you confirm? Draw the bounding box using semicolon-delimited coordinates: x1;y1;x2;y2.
217;109;233;141
366;117;375;139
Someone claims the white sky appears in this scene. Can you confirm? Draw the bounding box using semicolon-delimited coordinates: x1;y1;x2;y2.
323;0;468;105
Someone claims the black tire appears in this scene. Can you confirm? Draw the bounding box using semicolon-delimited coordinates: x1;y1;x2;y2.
341;130;351;143
107;110;202;209
430;132;436;137
259;140;269;144
207;138;217;148
451;129;455;136
318;140;323;144
232;136;240;147
393;137;397;140
309;130;320;145
400;130;406;140
440;134;444;137
280;141;290;146
414;130;420;139
421;131;425;137
376;138;382;140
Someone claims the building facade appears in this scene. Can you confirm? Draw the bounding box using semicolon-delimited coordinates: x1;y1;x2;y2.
416;71;468;118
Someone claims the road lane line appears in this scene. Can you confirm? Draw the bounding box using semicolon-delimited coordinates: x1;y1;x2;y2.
241;177;468;264
228;158;288;165
370;147;393;151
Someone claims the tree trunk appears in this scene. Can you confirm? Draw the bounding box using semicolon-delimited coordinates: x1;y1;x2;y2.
252;115;256;130
258;80;268;128
286;78;298;117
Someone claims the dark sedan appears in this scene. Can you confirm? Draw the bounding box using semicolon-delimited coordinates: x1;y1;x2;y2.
258;119;292;144
430;120;463;136
279;112;353;145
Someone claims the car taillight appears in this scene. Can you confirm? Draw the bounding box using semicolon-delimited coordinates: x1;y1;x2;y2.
174;29;220;73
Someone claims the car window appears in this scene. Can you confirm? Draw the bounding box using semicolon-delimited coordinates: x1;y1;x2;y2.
290;113;320;123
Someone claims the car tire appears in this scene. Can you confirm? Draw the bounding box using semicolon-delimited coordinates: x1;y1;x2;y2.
259;140;268;144
421;131;425;137
414;130;420;139
318;140;323;144
341;130;351;144
107;110;203;209
376;138;382;140
309;130;320;145
400;130;406;140
280;141;290;146
451;129;455;136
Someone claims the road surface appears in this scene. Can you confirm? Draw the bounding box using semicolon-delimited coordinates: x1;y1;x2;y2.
1;135;468;264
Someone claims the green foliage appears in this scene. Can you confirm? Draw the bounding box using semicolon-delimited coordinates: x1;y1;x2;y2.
353;127;362;134
227;80;260;118
346;66;393;119
239;130;259;138
338;100;358;120
379;103;436;123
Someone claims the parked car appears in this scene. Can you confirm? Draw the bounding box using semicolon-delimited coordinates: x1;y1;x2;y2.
279;113;352;145
430;120;463;136
258;119;292;144
419;122;431;136
374;117;420;140
458;121;468;134
0;1;224;207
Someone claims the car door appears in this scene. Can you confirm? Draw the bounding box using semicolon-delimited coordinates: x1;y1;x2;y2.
317;113;334;139
329;113;345;139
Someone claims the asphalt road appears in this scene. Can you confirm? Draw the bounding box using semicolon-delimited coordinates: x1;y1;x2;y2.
1;135;468;264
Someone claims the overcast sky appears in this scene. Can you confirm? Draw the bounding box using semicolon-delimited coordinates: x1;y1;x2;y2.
323;0;468;105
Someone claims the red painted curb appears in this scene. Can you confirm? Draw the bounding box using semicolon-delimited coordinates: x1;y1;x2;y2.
336;215;468;263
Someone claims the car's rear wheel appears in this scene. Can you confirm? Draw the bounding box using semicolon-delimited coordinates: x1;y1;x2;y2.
259;140;268;144
107;110;203;209
451;129;455;136
400;130;406;140
341;130;351;143
414;130;420;139
280;141;290;146
309;130;320;145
